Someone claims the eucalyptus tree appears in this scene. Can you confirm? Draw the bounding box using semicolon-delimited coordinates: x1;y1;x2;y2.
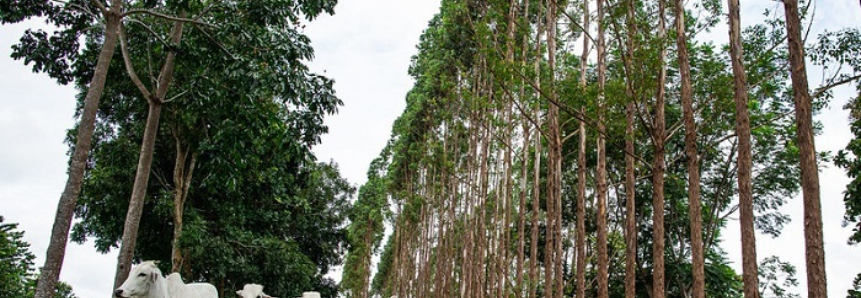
530;3;543;298
594;0;609;297
342;154;390;298
652;1;668;297
576;2;589;298
364;2;855;298
621;1;637;298
782;0;826;296
726;0;758;297
544;0;562;297
673;0;705;297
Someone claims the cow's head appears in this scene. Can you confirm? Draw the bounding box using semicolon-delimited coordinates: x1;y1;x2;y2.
115;261;162;298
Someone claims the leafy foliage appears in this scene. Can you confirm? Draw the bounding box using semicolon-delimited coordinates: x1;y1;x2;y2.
0;216;33;297
758;256;800;298
830;28;861;245
0;0;95;85
0;216;78;298
835;110;861;245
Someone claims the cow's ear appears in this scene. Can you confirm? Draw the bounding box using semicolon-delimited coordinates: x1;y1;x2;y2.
236;291;243;296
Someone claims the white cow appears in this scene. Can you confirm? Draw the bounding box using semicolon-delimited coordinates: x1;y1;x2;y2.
115;261;218;298
301;292;320;298
236;285;319;298
236;284;276;298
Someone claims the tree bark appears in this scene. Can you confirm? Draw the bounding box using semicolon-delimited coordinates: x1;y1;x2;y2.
623;1;638;298
782;1;827;298
171;132;197;274
113;100;163;291
727;0;759;297
544;1;563;297
530;106;541;298
516;1;531;296
576;1;589;298
652;1;668;298
113;18;185;292
596;0;609;297
675;1;705;298
530;4;543;297
502;98;514;298
33;4;123;298
518;118;530;297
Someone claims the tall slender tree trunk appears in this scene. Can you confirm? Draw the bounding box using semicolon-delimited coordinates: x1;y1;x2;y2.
652;1;668;298
33;4;123;298
782;1;827;298
463;113;477;298
503;98;514;298
478;103;491;298
576;1;589;298
576;109;587;298
391;197;405;298
595;0;609;297
113;19;185;292
623;1;638;298
530;107;542;298
518;118;530;297
516;2;531;296
501;4;517;296
360;217;375;298
113;100;164;290
727;0;759;297
445;127;458;298
530;4;543;297
544;1;563;297
171;133;197;274
674;1;705;298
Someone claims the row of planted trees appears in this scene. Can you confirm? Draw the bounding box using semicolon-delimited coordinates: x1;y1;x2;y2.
2;0;354;297
342;0;861;298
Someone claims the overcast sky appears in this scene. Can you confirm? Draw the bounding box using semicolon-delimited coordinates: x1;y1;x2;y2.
0;1;859;298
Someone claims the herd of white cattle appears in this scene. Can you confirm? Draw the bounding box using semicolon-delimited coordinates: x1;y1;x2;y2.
114;261;321;298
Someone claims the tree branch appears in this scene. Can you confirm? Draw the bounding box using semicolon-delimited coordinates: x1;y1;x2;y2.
192;24;237;60
507;65;652;170
121;9;216;27
559;8;596;45
164;89;189;103
50;0;101;19
154;15;186;101
119;24;152;99
89;0;107;15
812;73;861;99
124;18;170;48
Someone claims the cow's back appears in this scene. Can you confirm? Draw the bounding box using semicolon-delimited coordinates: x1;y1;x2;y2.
187;283;218;298
166;273;218;298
